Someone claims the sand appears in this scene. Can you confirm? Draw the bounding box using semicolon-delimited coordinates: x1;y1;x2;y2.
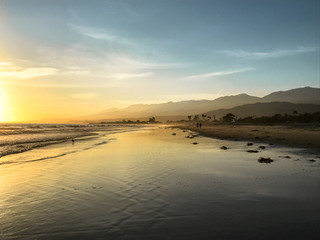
172;123;320;150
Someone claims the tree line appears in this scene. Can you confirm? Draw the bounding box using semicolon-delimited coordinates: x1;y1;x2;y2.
187;111;320;124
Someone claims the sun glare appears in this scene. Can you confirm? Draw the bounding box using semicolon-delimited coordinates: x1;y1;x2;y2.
0;87;7;122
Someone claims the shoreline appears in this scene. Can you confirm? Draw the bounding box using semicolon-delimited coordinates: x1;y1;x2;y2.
171;123;320;152
0;124;145;161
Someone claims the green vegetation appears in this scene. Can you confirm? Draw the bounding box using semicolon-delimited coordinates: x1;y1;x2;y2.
186;111;320;124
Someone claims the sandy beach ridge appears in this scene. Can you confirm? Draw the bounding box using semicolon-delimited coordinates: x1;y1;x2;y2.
172;123;320;151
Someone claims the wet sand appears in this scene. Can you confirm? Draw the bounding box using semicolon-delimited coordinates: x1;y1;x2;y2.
0;124;144;159
172;123;320;150
0;126;319;239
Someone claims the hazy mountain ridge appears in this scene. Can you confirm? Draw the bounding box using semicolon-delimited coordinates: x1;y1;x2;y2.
262;87;320;104
204;102;320;119
84;94;261;120
83;87;319;121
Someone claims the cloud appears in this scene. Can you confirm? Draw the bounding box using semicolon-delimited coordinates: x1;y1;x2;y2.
105;53;185;70
70;24;117;42
0;67;58;79
184;68;253;80
69;24;136;48
111;72;153;80
0;62;12;66
63;66;90;75
69;25;187;70
219;46;318;59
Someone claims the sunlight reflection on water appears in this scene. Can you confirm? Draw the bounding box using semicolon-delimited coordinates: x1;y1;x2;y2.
0;126;319;239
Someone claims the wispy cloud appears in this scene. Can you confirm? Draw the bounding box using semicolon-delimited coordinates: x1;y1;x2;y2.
105;54;184;70
219;46;318;59
0;67;58;79
0;62;12;66
184;68;253;80
69;24;136;49
111;72;153;80
70;24;118;42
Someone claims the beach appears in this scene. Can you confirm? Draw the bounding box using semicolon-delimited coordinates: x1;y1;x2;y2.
172;123;320;150
0;123;144;160
0;125;319;239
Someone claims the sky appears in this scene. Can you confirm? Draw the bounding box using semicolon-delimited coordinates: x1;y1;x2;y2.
0;0;319;122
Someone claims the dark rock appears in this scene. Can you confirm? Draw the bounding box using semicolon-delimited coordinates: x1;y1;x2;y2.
192;142;198;145
220;146;228;150
247;143;254;146
172;133;176;135
258;146;266;150
258;157;273;164
247;150;259;153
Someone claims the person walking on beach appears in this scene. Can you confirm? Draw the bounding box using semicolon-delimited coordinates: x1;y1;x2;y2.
196;122;199;128
199;123;202;129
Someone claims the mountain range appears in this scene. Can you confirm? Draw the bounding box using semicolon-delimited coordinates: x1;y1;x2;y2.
82;87;320;122
204;102;320;119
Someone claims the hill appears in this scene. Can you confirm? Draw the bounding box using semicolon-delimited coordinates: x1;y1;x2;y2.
262;87;320;104
82;94;260;121
203;102;320;120
82;87;319;121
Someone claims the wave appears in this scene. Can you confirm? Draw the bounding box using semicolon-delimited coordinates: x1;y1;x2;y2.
0;140;68;158
0;137;118;166
0;124;143;163
25;151;78;163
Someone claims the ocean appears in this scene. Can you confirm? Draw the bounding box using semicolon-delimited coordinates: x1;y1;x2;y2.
0;125;319;239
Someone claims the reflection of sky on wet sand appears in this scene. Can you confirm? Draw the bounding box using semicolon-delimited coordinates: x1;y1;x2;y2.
0;127;319;239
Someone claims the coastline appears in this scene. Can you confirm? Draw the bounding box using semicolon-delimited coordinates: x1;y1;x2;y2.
0;123;145;160
171;123;320;151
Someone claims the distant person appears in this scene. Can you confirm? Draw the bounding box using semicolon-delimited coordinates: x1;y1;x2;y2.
199;123;202;129
196;123;199;128
72;138;75;144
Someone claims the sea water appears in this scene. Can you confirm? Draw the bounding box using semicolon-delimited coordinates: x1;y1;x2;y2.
0;126;319;239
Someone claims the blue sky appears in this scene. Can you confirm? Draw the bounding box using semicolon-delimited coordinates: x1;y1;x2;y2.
0;0;319;120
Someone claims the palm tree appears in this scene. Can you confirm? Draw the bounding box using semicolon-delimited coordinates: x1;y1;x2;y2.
148;117;156;123
222;113;236;123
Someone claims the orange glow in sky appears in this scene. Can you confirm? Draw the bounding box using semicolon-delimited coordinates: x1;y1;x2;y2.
0;87;6;122
0;1;319;123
